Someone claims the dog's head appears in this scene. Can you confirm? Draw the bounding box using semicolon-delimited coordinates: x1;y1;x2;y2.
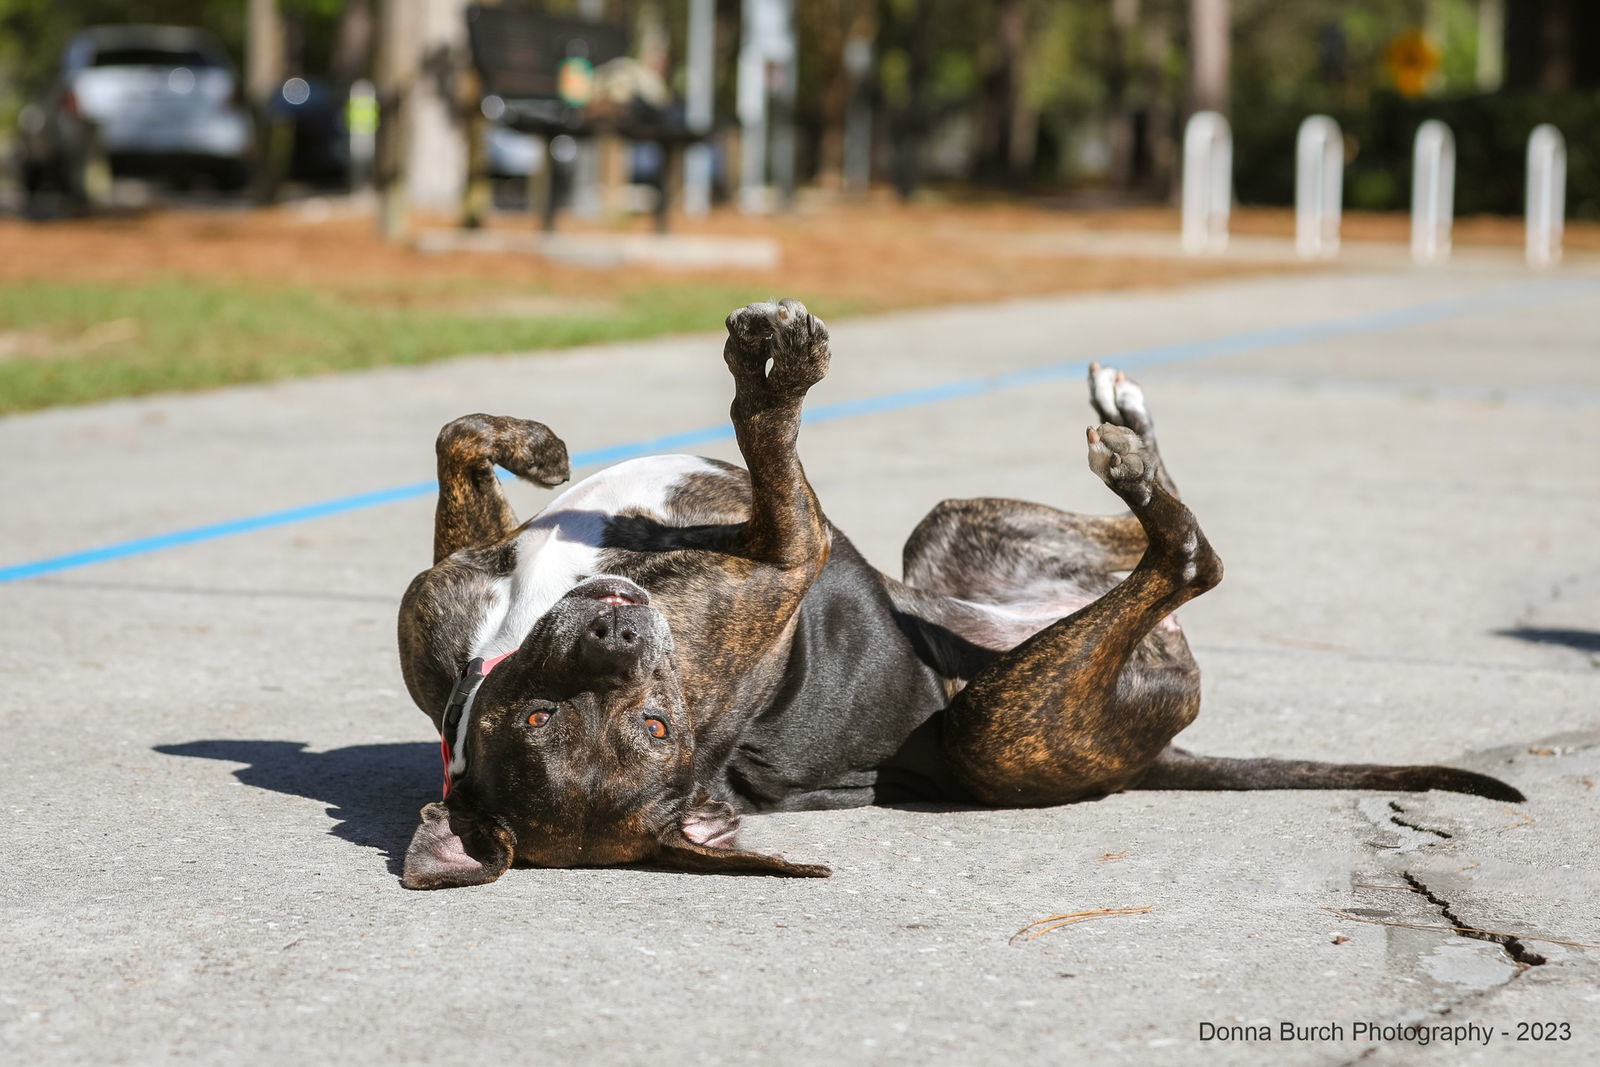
402;576;828;889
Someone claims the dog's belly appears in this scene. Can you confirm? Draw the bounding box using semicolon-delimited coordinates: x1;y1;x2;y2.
470;454;734;658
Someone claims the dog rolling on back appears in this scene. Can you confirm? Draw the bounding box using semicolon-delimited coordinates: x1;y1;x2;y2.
395;300;1521;889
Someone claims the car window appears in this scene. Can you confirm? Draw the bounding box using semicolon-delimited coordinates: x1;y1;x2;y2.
90;47;218;68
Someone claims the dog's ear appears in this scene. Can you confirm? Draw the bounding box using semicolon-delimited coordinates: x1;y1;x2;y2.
657;837;831;877
679;793;742;848
401;800;515;890
657;792;829;877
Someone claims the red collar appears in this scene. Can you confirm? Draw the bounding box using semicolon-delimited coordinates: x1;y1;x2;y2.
438;650;515;798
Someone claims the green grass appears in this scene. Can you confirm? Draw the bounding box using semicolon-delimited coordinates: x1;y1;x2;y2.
0;280;855;415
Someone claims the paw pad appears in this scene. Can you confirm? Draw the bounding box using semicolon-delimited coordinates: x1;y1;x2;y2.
724;298;830;397
1086;422;1155;503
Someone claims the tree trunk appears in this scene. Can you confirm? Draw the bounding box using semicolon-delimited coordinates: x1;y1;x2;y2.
1141;9;1177;199
887;1;933;201
1187;0;1229;116
332;0;376;85
408;0;471;213
376;0;418;240
816;8;875;192
1107;0;1139;189
975;0;1025;186
1539;0;1573;92
247;0;287;203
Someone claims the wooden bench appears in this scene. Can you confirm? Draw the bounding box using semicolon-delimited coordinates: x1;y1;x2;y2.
465;4;705;232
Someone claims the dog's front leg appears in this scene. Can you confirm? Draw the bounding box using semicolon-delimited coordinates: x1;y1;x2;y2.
722;299;831;571
431;414;569;563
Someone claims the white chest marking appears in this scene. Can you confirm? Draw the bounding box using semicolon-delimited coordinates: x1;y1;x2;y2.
469;454;719;658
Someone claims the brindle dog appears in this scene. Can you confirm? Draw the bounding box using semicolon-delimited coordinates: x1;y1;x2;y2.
396;299;1521;889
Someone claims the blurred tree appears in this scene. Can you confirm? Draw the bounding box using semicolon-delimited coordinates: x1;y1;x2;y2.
972;0;1026;185
795;0;874;190
5;0;1591;214
1187;0;1226;114
329;0;374;84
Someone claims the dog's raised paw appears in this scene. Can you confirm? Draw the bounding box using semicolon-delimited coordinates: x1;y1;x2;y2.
1087;422;1157;505
437;414;570;488
1088;363;1154;436
724;298;830;400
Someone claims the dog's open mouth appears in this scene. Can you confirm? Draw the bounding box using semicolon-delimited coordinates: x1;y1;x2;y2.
570;575;651;608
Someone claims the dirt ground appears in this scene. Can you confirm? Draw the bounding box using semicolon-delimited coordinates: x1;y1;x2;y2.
0;199;1292;311
6;196;1591;312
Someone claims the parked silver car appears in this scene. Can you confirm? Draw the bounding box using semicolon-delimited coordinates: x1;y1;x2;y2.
20;24;252;204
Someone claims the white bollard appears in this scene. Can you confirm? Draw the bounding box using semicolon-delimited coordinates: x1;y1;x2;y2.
1526;124;1566;269
1181;110;1232;255
1295;115;1343;259
1410;120;1455;264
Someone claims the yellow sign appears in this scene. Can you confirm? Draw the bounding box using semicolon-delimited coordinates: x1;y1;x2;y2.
1385;29;1441;98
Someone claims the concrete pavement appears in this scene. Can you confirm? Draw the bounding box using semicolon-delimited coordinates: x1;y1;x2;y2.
3;263;1598;1064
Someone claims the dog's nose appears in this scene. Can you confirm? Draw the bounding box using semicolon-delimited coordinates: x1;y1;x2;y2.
586;615;639;646
579;609;644;672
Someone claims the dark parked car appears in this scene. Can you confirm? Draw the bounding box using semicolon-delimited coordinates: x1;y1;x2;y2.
269;76;351;186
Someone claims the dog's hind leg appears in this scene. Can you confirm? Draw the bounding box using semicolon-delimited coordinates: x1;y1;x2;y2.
901;364;1179;604
431;415;570;564
902;497;1145;603
1087;363;1182;499
941;424;1222;806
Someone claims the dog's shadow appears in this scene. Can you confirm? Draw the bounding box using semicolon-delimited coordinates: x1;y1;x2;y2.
155;740;435;874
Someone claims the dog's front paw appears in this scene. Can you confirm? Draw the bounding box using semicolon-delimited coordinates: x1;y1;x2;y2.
1087;423;1158;506
1088;363;1155;437
437;414;570;488
724;298;830;402
497;418;571;488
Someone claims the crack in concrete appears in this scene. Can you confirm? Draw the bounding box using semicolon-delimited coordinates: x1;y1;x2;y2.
1401;871;1548;968
1387;801;1452;841
1358;797;1453;853
1332;731;1600;1063
1332;866;1539;1066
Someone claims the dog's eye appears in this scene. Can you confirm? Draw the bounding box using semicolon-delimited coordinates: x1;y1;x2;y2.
643;716;669;740
527;710;552;727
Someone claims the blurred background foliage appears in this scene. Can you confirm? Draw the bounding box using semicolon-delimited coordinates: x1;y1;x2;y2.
1;0;1595;216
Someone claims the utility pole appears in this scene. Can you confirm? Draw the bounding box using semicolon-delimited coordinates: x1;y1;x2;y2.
1188;0;1229;116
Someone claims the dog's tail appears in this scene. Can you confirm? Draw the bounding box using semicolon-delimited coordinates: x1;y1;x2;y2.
1131;746;1524;803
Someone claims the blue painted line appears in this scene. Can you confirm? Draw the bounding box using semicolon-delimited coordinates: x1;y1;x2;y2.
0;481;440;583
1;277;1588;585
